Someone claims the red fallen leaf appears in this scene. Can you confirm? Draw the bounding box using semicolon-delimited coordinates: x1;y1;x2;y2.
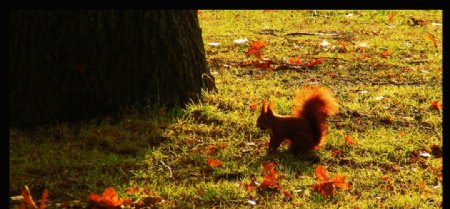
243;175;257;193
258;162;282;190
379;50;393;58
207;159;223;167
388;13;395;22
312;166;350;197
331;149;343;157
306;58;325;68
125;188;132;194
283;190;293;201
431;101;443;110
358;53;371;59
331;176;350;190
249;102;258;111
252;59;273;71
122;198;134;206
247;40;267;59
133;187;139;194
338;41;347;52
289;57;302;65
314;165;329;182
88;187;124;208
39;189;48;209
312;182;334;197
381;176;394;190
21;186;37;208
197;188;205;195
344;135;357;146
206;145;218;155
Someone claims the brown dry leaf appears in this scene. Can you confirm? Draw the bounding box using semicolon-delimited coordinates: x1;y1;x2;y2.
425;32;438;50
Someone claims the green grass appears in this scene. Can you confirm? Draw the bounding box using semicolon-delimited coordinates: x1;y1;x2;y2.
10;10;442;208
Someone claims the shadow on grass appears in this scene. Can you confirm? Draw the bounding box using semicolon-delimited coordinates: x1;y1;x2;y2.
9;106;183;202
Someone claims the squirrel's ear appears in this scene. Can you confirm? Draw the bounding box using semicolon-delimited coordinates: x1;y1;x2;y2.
261;100;267;113
267;102;274;114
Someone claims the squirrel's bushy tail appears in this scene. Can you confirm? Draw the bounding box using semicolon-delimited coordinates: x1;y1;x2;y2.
292;86;339;147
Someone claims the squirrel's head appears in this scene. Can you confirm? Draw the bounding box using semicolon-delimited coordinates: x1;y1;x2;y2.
256;100;274;130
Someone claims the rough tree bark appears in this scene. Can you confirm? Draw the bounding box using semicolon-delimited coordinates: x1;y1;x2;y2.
9;10;215;127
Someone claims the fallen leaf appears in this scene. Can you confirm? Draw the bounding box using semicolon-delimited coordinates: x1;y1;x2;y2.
39;189;48;209
388;13;395;23
379;50;393;58
289;57;303;65
338;41;347;52
207;159;223;167
246;40;267;59
249;102;258;111
315;165;329;181
306;58;325;68
312;166;350;197
425;32;438;50
283;190;293;201
88;187;124;208
431;101;442;111
344;135;357;146
258;162;282;190
21;186;37;208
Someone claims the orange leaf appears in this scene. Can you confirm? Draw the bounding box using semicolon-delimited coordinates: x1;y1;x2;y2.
331;176;350;190
247;40;267;59
39;189;48;209
289;57;302;65
379;50;393;58
88;187;124;208
344;135;357;146
306;58;325;68
283;190;293;201
197;188;205;195
431;101;442;110
312;182;335;197
338;41;347;52
388;14;395;22
259;162;282;190
207;159;223;167
207;145;218;155
218;142;227;149
21;185;37;208
249;102;258;111
314;165;329;181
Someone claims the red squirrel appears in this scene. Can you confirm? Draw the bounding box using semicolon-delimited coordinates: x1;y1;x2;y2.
256;85;339;153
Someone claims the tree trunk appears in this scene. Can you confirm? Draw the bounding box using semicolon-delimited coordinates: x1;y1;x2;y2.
9;10;215;127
